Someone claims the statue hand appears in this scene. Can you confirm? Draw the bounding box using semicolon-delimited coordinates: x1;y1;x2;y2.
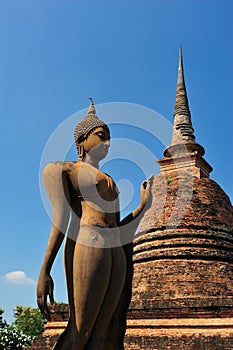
140;179;152;208
37;271;54;321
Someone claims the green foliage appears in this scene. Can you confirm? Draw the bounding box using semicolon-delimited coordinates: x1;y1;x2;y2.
13;305;46;338
222;224;232;232
0;309;7;329
0;325;32;349
167;176;173;184
0;305;46;349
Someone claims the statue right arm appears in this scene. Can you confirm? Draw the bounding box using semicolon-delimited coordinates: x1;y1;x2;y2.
118;180;152;243
37;163;71;320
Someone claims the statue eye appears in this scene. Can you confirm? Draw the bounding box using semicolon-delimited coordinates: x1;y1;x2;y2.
97;132;106;140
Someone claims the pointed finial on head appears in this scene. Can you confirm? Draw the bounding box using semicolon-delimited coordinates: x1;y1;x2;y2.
87;97;96;115
74;97;109;149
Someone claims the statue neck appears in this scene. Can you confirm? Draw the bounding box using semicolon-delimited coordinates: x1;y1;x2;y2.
82;154;100;169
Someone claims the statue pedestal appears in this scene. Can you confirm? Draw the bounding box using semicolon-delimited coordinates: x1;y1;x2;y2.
24;306;233;349
23;304;68;350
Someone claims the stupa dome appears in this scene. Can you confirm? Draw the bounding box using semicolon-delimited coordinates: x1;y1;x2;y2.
131;173;233;317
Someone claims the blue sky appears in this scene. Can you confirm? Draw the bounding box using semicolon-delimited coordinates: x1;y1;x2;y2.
0;0;232;323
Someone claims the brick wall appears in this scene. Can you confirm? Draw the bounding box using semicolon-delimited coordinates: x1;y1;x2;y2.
125;173;233;349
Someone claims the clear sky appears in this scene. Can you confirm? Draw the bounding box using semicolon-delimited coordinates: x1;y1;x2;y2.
0;0;232;323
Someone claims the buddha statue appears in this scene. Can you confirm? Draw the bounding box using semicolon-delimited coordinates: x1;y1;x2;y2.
37;99;151;350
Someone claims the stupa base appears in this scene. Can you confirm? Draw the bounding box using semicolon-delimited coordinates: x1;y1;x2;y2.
124;318;233;350
23;321;66;349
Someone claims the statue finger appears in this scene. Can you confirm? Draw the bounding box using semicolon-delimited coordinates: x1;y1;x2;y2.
49;287;54;304
142;180;148;189
37;296;45;316
43;302;51;321
41;294;50;320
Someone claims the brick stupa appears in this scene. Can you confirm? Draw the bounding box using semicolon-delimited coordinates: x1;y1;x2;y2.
124;47;233;349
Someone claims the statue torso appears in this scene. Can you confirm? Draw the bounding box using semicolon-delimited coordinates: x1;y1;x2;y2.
50;161;119;228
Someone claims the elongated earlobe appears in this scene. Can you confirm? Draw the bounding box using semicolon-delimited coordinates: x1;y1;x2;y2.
78;144;85;161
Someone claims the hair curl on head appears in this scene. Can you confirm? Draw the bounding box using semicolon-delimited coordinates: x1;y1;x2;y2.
74;99;110;160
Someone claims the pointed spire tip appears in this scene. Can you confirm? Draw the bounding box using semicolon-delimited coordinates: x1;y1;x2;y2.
179;45;182;55
177;46;184;85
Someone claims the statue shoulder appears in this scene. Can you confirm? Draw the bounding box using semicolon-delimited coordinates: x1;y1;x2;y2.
42;161;76;200
43;161;77;179
42;162;78;194
42;162;72;213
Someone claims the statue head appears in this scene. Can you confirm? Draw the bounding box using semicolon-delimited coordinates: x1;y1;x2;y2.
74;99;110;161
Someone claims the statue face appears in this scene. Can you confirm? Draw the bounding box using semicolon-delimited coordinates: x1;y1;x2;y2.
84;127;110;160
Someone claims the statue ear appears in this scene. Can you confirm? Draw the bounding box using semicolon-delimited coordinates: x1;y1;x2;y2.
78;143;85;161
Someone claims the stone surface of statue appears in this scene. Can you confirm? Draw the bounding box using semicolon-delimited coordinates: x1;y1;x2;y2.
36;99;151;350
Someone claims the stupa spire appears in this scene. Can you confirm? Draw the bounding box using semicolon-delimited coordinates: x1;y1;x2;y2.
177;45;185;86
171;46;195;144
160;47;213;178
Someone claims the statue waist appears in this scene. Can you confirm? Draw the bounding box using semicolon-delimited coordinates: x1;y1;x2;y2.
77;224;121;248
